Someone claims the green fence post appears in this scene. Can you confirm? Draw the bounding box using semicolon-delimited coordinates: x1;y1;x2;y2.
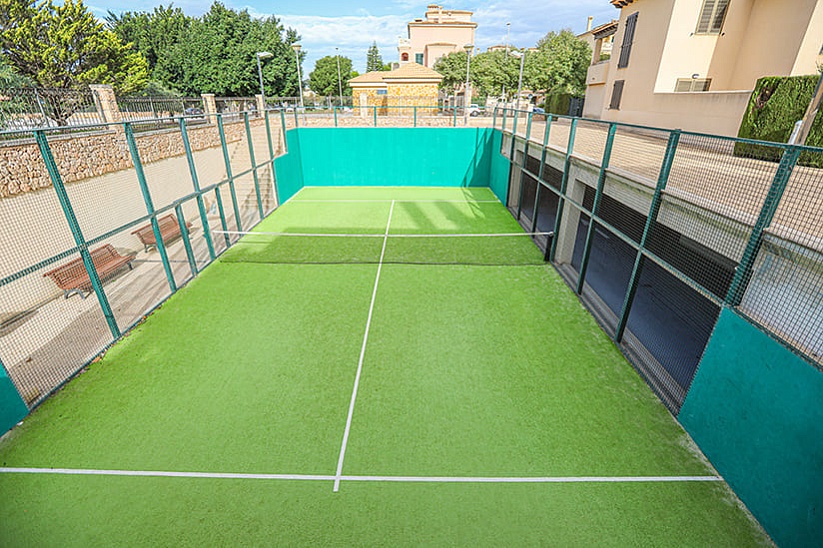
615;130;681;342
452;106;457;127
548;118;578;262
334;106;338;127
492;106;497;130
213;187;231;248
175;204;199;277
35;131;121;339
280;109;287;151
725;145;801;306
263;109;280;209
501;107;508;134
217;115;243;232
530;116;554;234
511;106;519;141
293;106;298;128
178;118;216;261
264;109;275;162
413;106;417;127
373;106;377;127
516;113;534;220
244;112;266;221
576;123;617;294
123;123;177;293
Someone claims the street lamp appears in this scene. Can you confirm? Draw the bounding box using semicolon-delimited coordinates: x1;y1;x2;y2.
256;51;273;108
503;22;511;99
291;43;305;109
335;47;343;106
463;43;473;125
511;50;525;113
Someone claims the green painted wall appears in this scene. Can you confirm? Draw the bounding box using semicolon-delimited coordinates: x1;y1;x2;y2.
679;308;823;548
273;128;510;202
0;368;27;435
273;130;304;203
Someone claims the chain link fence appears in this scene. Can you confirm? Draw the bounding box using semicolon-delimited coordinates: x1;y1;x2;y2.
496;106;823;412
0;110;280;408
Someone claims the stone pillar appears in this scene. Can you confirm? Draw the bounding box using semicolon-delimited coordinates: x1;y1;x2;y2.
201;93;217;123
255;94;265;116
89;84;121;124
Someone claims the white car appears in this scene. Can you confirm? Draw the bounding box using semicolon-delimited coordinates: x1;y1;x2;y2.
466;104;484;117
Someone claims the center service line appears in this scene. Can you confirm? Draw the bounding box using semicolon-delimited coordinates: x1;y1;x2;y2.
333;200;396;492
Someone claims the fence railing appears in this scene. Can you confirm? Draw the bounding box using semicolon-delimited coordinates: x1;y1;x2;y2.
0;87;104;134
493;106;823;411
0;110;280;408
272;103;494;129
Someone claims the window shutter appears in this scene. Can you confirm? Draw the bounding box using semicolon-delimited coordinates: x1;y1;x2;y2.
609;80;625;110
696;0;729;34
674;79;693;92
711;0;729;33
618;12;638;68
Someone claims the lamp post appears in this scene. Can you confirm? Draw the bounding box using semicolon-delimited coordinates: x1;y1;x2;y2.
291;43;304;109
511;50;525;113
256;51;273;108
503;22;511;100
335;47;343;106
463;43;473;125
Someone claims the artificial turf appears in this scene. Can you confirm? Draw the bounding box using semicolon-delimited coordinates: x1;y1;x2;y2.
0;187;770;546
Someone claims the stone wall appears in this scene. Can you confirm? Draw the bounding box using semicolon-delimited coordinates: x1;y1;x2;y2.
0;118;264;199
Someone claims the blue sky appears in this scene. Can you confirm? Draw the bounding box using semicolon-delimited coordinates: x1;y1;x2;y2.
90;0;618;73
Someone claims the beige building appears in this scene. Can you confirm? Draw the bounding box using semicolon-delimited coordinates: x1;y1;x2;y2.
577;17;618;62
348;62;443;115
584;0;823;136
398;4;477;68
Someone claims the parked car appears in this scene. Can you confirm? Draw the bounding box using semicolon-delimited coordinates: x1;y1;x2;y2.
467;104;484;117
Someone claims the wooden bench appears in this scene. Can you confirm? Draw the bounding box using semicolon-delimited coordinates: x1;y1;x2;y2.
43;244;136;299
131;214;192;253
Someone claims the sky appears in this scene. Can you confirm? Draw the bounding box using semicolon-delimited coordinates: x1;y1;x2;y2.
89;0;618;74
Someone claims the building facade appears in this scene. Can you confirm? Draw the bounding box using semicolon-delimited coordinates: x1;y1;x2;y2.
348;63;443;115
398;4;477;68
584;0;823;136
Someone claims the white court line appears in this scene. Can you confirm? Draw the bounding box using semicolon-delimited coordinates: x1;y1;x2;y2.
213;231;552;238
0;468;722;483
333;199;396;492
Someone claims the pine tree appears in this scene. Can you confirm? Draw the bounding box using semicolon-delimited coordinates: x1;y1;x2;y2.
366;42;385;72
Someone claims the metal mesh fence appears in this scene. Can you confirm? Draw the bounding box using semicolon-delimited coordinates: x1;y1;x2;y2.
0;87;103;133
496;107;823;412
0;109;276;408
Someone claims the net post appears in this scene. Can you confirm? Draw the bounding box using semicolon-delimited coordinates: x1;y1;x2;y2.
334;106;338;127
217;114;243;232
35;130;121;340
244;112;265;221
548;118;578;262
615;129;681;342
123;122;178;293
179;117;216;261
725;145;800;306
174;203;199;277
414;106;417;127
576;122;617;294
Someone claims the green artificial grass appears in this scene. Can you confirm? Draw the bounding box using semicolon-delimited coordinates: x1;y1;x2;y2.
0;187;770;546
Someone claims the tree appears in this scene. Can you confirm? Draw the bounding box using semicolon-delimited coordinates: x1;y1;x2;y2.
0;56;32;87
309;55;354;96
433;50;518;100
108;2;302;97
0;0;148;93
433;51;469;89
524;29;591;96
367;42;389;72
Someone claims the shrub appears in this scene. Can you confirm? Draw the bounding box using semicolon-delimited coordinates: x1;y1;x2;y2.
734;75;823;167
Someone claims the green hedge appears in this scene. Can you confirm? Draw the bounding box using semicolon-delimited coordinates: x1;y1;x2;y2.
541;93;583;116
735;75;823;167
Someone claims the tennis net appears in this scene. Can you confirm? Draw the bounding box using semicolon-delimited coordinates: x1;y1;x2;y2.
216;231;551;266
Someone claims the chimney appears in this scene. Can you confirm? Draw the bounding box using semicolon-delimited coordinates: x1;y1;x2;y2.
587;16;593;32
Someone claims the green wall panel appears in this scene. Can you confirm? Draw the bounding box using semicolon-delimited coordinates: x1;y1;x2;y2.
487;130;510;204
0;371;27;435
273;130;304;203
680;308;823;548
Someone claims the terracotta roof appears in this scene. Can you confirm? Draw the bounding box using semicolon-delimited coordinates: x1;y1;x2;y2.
384;62;443;81
426;42;457;47
348;63;443;86
611;0;635;7
348;71;386;84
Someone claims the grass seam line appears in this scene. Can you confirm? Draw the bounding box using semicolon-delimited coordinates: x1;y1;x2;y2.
0;468;723;483
333;199;395;493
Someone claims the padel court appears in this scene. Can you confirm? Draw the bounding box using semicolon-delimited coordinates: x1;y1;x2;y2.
0;186;769;545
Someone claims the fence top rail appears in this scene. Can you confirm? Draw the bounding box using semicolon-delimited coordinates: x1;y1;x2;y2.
493;106;823;155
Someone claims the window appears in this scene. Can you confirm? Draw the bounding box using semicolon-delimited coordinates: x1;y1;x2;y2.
618;12;638;68
415;53;424;64
401;53;409;61
675;78;712;92
696;0;729;34
376;89;387;95
609;80;625;110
